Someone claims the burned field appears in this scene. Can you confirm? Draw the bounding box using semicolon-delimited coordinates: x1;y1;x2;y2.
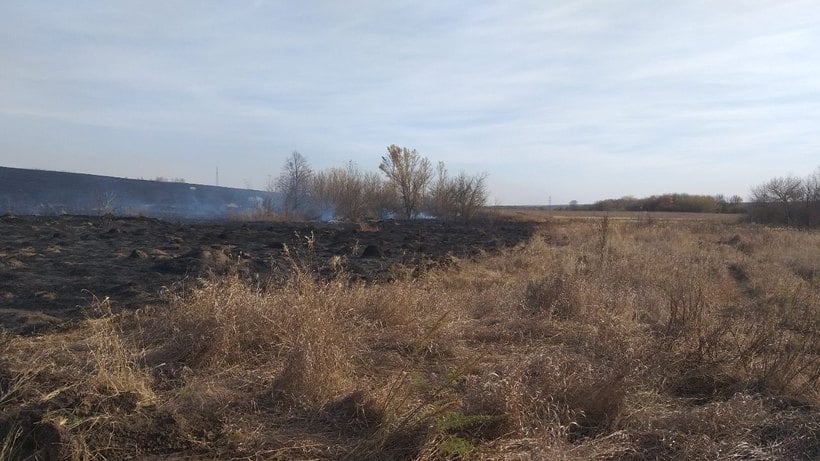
0;215;535;332
1;215;818;460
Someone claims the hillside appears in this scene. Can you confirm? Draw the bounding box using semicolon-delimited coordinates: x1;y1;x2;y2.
0;166;273;219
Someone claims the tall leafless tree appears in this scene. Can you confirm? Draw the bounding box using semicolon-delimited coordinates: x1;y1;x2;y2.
379;145;431;219
276;151;312;215
428;161;454;219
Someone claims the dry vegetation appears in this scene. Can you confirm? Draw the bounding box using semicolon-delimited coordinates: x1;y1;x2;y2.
1;217;819;460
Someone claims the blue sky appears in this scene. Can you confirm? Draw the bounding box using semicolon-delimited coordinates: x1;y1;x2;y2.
1;1;818;204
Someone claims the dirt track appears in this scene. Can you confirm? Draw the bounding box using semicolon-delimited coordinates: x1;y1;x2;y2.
0;215;536;333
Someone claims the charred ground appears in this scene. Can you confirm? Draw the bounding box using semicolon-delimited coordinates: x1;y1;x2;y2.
0;215;535;332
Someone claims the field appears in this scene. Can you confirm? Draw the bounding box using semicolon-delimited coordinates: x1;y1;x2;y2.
0;215;535;331
493;207;744;223
1;214;818;460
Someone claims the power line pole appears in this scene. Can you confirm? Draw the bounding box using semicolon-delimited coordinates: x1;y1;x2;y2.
215;167;219;187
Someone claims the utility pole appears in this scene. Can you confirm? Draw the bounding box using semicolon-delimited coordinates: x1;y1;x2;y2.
215;167;219;187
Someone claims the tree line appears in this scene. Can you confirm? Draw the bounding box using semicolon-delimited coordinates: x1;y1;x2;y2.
269;145;489;221
748;166;820;227
586;193;745;214
575;165;820;228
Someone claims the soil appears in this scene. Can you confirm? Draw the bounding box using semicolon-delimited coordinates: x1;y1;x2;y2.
0;215;535;332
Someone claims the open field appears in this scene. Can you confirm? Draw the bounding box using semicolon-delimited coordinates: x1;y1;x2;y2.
493;207;744;223
1;215;819;459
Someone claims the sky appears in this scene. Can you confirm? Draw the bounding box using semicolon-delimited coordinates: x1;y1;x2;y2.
1;1;819;205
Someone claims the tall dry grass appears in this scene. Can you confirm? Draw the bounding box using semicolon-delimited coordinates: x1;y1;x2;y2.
1;218;818;459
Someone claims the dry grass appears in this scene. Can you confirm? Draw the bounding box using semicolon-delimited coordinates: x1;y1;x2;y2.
493;207;744;224
1;218;819;460
226;208;289;222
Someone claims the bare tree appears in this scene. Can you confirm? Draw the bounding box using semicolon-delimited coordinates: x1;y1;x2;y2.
260;174;276;212
428;161;454;219
426;162;488;221
94;189;117;216
379;145;431;219
804;167;820;203
804;167;820;226
751;175;804;225
451;171;489;221
276;151;312;215
312;162;367;221
361;170;398;220
313;162;398;221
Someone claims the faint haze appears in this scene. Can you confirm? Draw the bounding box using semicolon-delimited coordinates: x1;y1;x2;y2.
0;166;274;219
1;1;818;204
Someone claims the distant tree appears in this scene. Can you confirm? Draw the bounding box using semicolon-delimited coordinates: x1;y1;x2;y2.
594;196;637;212
450;171;489;221
313;162;398;221
93;189;116;216
425;162;488;221
428;162;454;219
805;168;820;201
362;170;398;219
594;193;735;213
802;167;820;226
262;175;277;212
276;151;313;215
715;194;727;212
313;162;368;221
750;175;804;225
718;194;746;213
569;200;579;210
379;145;432;219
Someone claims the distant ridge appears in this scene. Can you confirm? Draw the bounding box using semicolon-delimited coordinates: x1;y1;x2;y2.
0;166;275;219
